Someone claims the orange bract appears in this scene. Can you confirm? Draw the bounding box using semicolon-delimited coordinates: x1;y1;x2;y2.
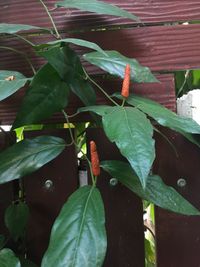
121;64;131;98
90;141;100;176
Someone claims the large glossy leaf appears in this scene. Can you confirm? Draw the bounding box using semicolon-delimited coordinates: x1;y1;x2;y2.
36;38;106;54
0;136;65;184
101;160;200;215
84;51;158;83
0;249;21;267
38;45;96;106
125;94;200;134
42;185;106;267
55;0;139;22
5;202;29;242
0;23;44;34
0;71;30;101
103;106;155;188
12;64;70;129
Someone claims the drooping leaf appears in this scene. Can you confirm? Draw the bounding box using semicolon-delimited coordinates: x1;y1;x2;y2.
42;185;106;267
0;71;30;101
102;106;155;188
38;45;96;106
5;202;29;242
124;94;200;133
0;249;21;267
0;23;46;34
36;38;106;54
78;105;112;116
84;51;158;83
12;64;70;129
0;136;65;184
101;160;200;215
55;0;139;22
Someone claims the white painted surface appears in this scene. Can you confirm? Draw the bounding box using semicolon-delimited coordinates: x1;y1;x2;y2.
177;89;200;125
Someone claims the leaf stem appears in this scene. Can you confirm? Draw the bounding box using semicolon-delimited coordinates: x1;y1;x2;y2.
0;46;36;75
38;0;61;39
62;110;96;185
83;68;119;106
13;34;35;46
121;98;126;107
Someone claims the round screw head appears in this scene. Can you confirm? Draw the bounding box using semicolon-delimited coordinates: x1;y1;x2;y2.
44;179;53;190
109;178;118;187
177;178;187;188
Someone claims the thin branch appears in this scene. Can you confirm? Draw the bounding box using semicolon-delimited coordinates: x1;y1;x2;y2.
38;0;61;39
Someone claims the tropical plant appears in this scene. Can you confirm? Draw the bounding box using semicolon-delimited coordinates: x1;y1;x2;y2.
0;1;200;267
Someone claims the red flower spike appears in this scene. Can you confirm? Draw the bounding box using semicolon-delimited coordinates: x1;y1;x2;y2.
90;141;100;176
121;64;131;98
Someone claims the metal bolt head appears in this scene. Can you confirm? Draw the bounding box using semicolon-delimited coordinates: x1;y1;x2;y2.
44;179;53;190
109;178;118;187
177;178;187;188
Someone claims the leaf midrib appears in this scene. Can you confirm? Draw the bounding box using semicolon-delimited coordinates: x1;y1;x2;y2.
71;186;95;267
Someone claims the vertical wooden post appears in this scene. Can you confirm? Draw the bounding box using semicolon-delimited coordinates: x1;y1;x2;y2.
24;129;78;264
87;129;145;267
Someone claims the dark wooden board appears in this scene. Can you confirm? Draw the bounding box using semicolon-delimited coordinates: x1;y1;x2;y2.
154;129;200;267
23;129;78;265
1;24;200;77
0;74;175;125
86;128;145;267
0;132;16;240
0;0;200;30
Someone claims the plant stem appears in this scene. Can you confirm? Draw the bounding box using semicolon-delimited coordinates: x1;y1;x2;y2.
13;34;35;46
0;46;36;75
121;98;126;107
62;110;96;185
83;68;119;106
38;0;61;39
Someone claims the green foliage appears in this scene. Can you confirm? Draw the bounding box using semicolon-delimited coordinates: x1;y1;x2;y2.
101;160;200;215
12;64;70;129
0;136;66;184
1;1;200;266
41;186;106;267
5;202;29;242
0;249;21;267
55;0;140;21
84;51;158;83
0;71;31;101
0;23;43;34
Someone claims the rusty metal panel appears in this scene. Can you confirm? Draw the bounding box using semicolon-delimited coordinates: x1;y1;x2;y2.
0;0;200;29
86;128;145;267
23;129;78;265
154;129;200;267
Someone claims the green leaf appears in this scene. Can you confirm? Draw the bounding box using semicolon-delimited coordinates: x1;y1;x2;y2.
0;23;45;34
5;202;29;242
36;38;106;54
0;249;21;267
125;94;200;134
102;106;155;188
0;71;30;101
55;0;139;22
101;160;200;215
78;105;112;116
84;51;158;83
38;45;96;106
42;185;106;267
0;136;66;184
12;64;70;129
